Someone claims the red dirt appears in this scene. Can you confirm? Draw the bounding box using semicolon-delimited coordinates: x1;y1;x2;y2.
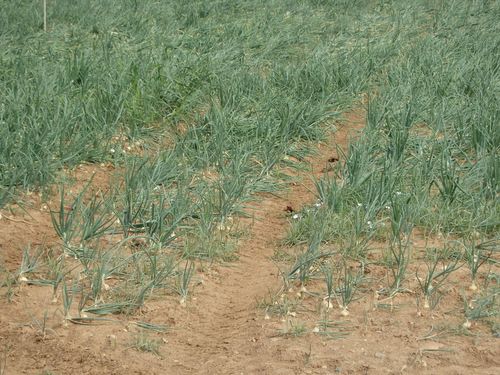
1;112;498;375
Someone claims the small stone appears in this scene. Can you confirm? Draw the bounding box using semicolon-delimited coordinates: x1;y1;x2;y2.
493;332;500;338
374;352;387;359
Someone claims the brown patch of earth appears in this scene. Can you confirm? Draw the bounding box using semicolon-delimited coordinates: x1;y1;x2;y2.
1;111;499;375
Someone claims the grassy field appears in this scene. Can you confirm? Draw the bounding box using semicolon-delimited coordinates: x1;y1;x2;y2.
1;0;499;368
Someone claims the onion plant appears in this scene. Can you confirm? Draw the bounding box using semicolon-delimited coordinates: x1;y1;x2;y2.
455;237;495;292
385;240;412;295
49;185;87;247
335;257;365;316
18;242;48;286
416;252;461;310
320;262;337;310
2;0;499;332
172;260;196;305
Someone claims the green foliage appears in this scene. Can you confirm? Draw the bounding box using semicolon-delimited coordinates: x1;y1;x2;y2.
275;0;499;330
2;0;499;332
126;331;163;357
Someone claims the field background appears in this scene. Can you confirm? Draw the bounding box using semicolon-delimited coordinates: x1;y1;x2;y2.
0;0;499;374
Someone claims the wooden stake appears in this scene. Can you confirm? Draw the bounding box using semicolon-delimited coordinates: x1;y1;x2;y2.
44;0;47;32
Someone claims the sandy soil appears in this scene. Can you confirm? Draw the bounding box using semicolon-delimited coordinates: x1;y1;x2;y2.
1;113;498;375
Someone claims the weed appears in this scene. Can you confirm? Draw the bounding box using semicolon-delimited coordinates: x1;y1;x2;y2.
257;289;303;318
24;300;55;339
278;319;308;338
126;331;163;357
0;349;6;375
